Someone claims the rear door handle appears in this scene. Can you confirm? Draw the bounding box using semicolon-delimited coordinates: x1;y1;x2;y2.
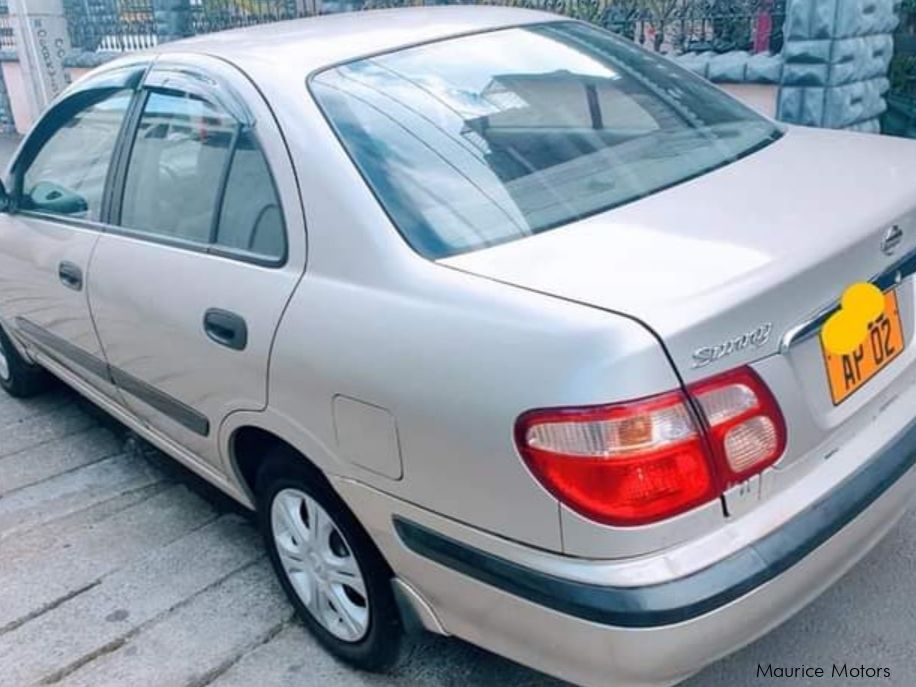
203;308;248;351
58;261;83;291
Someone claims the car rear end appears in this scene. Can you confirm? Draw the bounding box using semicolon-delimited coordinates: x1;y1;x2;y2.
425;132;916;684
334;335;916;685
307;16;916;686
361;248;916;686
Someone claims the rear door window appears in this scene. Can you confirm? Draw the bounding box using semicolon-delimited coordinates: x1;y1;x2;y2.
117;88;286;262
120;91;236;244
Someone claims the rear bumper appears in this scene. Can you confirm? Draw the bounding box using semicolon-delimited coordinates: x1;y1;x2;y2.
335;414;916;687
394;414;916;630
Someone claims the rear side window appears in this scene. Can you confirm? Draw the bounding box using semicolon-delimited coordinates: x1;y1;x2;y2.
21;90;132;220
215;131;285;260
311;21;780;259
118;89;286;263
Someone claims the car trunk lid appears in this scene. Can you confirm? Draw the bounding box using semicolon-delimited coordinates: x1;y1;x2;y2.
442;126;916;470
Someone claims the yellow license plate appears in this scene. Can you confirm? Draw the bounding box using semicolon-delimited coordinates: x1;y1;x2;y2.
821;289;905;406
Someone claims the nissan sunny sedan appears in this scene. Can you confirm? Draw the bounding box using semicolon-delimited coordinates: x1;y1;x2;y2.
1;7;916;687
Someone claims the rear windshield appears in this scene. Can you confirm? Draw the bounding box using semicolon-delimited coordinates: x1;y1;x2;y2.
311;21;780;259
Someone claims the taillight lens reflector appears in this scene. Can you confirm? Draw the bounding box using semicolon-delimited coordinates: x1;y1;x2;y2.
515;367;786;526
689;367;787;484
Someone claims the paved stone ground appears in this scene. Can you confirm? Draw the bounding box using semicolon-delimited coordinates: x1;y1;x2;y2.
2;133;916;686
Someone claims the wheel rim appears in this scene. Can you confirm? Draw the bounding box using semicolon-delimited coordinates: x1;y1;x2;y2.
270;488;370;642
0;334;10;382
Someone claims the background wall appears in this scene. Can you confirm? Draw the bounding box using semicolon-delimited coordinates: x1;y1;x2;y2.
778;0;900;132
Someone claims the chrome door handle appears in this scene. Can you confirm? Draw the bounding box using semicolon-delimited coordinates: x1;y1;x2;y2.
58;261;83;291
203;308;248;351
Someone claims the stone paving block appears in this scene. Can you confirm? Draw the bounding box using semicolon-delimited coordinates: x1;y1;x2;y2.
0;452;163;538
0;484;214;632
209;624;392;687
0;388;71;430
0;401;98;459
55;562;291;687
0;425;122;495
0;514;263;687
210;623;565;687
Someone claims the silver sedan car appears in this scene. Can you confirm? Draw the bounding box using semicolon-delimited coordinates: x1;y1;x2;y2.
1;7;915;687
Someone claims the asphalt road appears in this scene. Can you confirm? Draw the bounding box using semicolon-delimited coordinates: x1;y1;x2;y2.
1;134;914;687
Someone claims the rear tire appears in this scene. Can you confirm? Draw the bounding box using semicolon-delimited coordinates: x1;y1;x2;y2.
0;326;51;398
256;448;404;672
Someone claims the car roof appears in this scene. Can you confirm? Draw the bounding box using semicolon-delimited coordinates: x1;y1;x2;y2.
169;6;561;74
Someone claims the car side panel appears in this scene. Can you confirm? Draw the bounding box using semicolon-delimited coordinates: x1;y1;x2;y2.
88;239;302;467
86;53;307;472
0;215;123;400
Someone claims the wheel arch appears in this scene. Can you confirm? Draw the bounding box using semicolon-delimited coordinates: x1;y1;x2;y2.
220;409;348;506
223;411;446;640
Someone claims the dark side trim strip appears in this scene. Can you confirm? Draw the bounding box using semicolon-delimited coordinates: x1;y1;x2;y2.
395;416;916;628
109;367;210;437
17;317;112;382
15;317;210;437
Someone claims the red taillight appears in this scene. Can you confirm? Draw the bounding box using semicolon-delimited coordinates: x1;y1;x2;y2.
515;367;786;526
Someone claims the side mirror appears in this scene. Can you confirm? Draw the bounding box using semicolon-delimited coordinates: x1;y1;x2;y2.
26;181;87;216
0;180;9;213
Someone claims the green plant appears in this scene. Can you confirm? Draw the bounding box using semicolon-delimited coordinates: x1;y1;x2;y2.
890;53;916;96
